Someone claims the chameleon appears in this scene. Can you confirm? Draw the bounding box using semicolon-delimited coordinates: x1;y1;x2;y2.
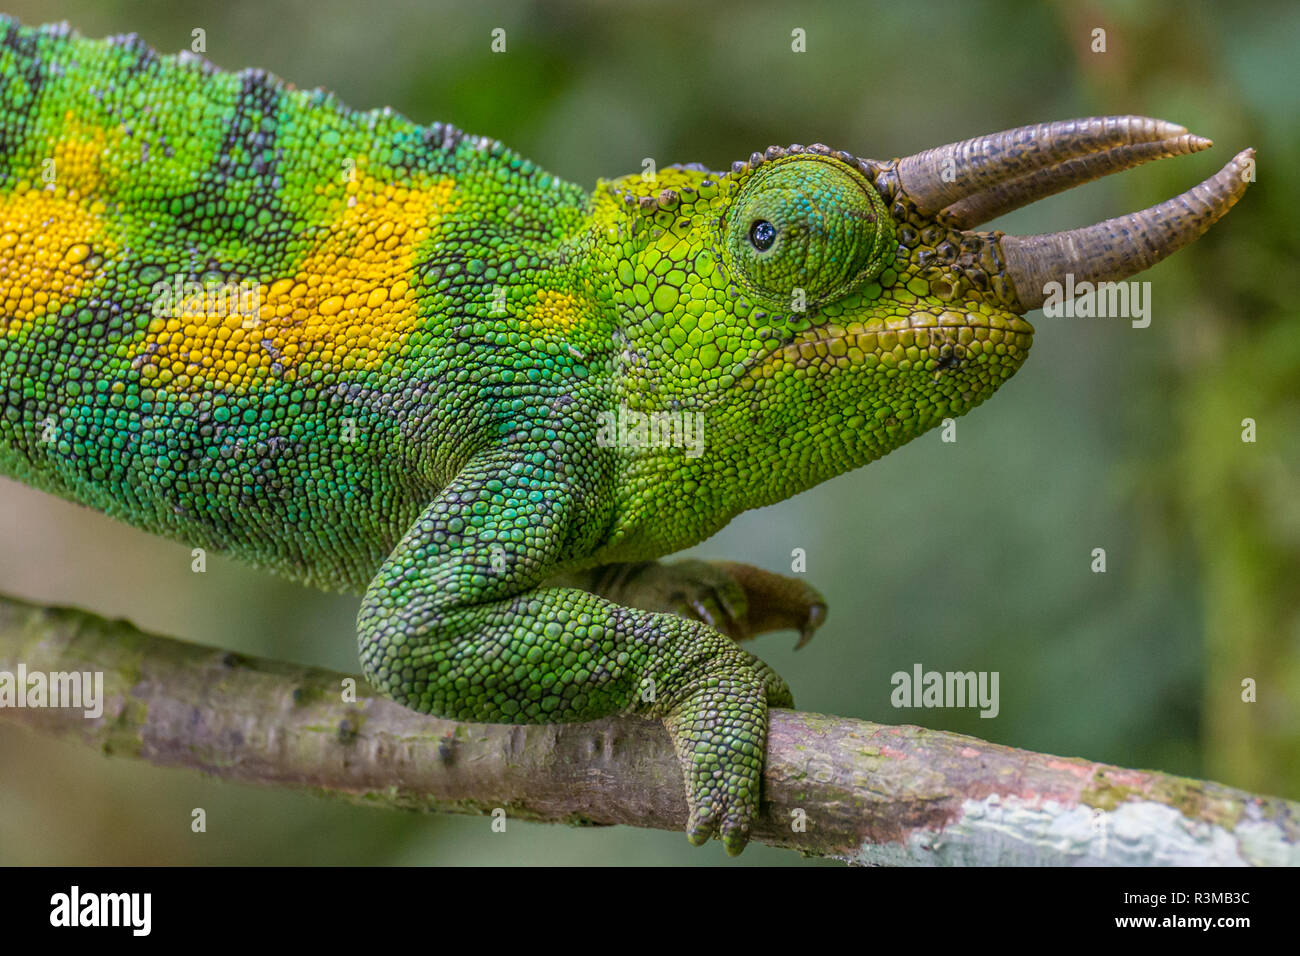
0;17;1253;853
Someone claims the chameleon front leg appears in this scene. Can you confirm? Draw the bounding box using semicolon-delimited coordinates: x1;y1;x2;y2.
551;559;827;646
356;448;792;853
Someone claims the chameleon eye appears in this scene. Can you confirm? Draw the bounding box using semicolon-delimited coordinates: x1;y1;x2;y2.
749;220;777;251
722;156;894;307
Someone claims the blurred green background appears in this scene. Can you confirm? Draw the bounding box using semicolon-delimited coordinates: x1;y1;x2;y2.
1;0;1296;866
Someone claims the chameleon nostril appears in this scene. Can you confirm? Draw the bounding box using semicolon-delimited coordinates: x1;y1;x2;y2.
936;347;961;370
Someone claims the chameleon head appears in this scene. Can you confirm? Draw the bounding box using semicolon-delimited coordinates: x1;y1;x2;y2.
598;117;1252;523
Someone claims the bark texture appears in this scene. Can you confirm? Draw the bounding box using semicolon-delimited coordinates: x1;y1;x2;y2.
1;592;1295;864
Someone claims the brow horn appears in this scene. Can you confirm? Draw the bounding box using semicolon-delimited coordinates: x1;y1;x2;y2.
940;133;1212;229
894;116;1197;218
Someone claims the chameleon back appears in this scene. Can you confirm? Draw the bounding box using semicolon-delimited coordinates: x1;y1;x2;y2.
0;19;589;591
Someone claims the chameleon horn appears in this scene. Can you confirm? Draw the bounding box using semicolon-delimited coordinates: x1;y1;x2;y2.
941;133;1212;228
894;115;1196;218
1000;148;1255;311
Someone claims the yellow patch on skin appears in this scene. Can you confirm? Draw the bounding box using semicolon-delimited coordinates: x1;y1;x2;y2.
138;171;457;391
0;119;116;334
528;289;582;332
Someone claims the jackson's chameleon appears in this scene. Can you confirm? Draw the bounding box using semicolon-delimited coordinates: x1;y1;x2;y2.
0;18;1253;853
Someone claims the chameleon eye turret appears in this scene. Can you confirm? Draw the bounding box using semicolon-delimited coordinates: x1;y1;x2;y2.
720;155;894;308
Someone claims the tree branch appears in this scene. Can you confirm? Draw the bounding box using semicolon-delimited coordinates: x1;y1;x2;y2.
1;591;1295;864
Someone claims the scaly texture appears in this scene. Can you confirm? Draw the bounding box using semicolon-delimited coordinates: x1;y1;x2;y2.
0;18;1247;852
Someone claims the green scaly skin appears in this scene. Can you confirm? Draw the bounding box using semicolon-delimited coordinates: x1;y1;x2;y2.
3;18;1162;854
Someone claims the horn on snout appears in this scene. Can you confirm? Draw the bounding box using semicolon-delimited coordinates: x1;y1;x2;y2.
891;116;1255;311
1000;149;1254;309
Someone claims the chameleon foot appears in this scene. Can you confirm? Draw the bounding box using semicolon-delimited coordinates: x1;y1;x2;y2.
659;651;786;855
558;559;827;647
706;560;827;648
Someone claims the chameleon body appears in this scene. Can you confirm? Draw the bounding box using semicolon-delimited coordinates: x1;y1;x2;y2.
0;19;1250;852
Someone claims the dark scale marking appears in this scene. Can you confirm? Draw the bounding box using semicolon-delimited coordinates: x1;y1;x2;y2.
106;31;160;79
172;70;292;247
422;121;466;155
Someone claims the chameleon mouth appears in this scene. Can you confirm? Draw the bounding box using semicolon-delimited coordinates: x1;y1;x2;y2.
890;116;1254;310
791;311;1034;343
752;316;1034;376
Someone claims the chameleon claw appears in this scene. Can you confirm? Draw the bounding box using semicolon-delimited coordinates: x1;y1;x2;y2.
795;602;827;649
